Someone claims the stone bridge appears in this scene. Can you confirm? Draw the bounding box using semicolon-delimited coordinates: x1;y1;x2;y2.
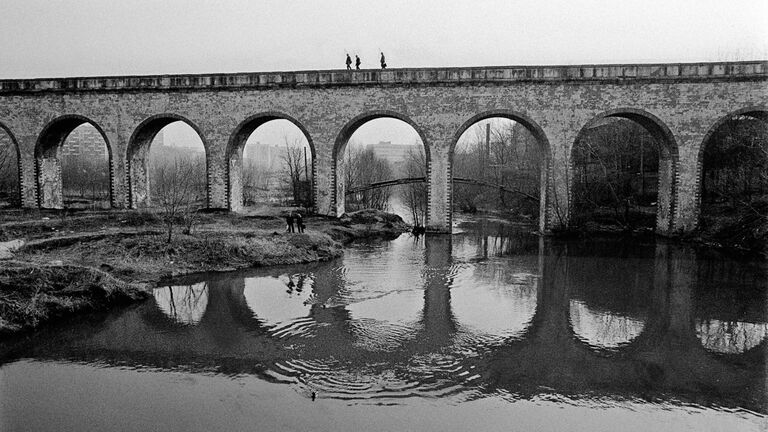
0;61;766;233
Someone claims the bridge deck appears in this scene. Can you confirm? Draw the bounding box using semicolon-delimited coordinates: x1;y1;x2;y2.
1;61;765;93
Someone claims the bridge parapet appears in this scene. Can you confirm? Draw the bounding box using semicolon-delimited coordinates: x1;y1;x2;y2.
1;61;765;93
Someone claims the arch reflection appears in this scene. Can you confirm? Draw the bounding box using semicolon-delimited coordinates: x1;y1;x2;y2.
11;225;767;413
569;300;646;348
697;320;768;354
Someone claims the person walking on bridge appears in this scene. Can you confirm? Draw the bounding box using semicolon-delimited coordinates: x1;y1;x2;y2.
345;53;352;70
380;52;387;69
355;55;361;70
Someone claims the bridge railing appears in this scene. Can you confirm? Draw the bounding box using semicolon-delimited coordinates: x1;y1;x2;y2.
346;176;539;201
1;61;765;93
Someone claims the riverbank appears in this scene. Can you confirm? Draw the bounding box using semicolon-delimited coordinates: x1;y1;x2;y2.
455;205;767;258
0;262;148;334
0;208;410;334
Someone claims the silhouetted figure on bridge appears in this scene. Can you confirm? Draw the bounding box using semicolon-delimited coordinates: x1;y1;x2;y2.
380;52;387;69
355;55;361;70
345;53;352;70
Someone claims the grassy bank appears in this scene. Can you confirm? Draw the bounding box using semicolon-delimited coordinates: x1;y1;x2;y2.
20;231;345;282
0;208;410;335
0;263;148;334
694;201;768;257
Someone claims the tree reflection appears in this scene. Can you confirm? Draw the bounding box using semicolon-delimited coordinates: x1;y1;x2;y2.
697;320;768;354
569;300;646;348
153;282;209;325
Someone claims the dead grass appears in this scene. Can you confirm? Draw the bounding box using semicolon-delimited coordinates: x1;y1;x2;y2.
19;230;345;283
0;263;148;334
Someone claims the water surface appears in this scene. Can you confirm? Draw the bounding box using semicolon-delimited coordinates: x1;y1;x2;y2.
1;218;766;431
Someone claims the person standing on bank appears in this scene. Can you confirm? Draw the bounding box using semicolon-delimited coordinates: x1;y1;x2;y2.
380;52;387;69
345;53;352;70
355;55;361;70
295;212;304;233
286;213;295;233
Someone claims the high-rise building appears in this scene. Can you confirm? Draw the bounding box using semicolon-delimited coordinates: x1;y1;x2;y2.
60;124;110;159
364;141;418;166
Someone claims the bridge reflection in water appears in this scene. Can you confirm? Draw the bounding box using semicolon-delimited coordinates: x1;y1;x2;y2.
2;223;766;426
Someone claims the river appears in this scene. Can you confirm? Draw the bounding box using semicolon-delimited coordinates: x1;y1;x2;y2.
1;217;766;432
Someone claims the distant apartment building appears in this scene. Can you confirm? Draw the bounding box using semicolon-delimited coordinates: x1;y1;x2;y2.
364;141;417;165
60;124;111;159
244;142;289;171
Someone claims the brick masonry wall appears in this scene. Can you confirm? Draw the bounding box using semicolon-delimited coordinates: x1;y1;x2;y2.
0;64;765;232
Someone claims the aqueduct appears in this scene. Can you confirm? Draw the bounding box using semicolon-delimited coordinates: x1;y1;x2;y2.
0;61;765;233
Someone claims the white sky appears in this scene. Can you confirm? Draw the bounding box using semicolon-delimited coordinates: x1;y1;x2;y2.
2;0;766;146
1;0;766;78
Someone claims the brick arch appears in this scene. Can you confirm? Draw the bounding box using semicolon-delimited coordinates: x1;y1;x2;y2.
34;115;113;209
574;108;679;156
226;112;315;211
331;110;430;217
127;114;208;208
694;106;768;229
450;110;552;156
450;110;553;232
0;121;22;207
571;108;680;234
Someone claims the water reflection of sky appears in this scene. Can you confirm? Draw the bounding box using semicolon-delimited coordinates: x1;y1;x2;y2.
451;262;538;340
152;282;209;325
243;275;319;337
9;222;768;431
150;232;768;358
697;320;768;354
570;300;646;348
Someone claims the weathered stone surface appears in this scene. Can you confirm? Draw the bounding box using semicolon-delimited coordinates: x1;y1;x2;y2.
0;62;765;233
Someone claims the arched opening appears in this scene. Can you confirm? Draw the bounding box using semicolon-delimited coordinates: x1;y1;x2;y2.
227;114;314;213
35;116;112;209
451;113;549;232
333;113;428;225
698;109;767;251
60;124;110;209
571;110;677;233
127;116;207;211
0;124;21;208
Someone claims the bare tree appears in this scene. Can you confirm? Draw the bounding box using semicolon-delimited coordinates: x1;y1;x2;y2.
242;158;271;206
401;146;428;227
343;145;394;211
0;135;19;207
571;119;659;229
151;155;205;243
453;121;541;219
281;136;311;206
61;154;110;208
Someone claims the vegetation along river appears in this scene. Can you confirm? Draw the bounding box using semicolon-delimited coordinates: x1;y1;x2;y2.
1;217;766;432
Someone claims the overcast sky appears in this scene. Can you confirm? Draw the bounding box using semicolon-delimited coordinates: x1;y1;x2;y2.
2;0;766;146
